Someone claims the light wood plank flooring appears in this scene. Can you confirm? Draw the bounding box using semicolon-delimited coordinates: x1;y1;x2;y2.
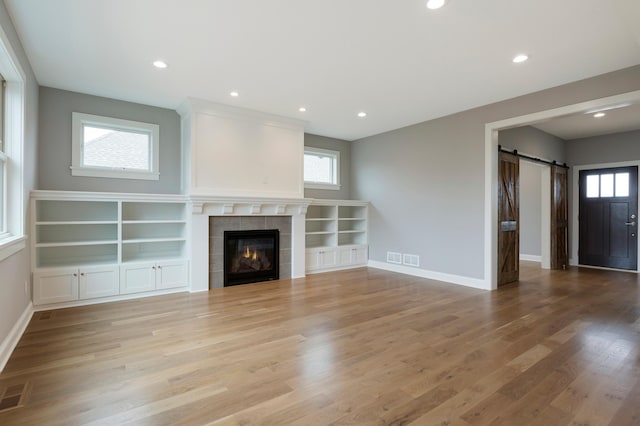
1;262;639;425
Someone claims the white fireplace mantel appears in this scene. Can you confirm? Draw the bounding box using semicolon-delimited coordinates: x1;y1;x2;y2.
188;196;313;292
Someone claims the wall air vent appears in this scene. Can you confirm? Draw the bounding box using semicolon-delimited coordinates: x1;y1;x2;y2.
403;254;420;267
386;251;402;264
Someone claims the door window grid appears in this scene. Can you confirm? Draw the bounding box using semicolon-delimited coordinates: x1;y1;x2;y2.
586;172;630;198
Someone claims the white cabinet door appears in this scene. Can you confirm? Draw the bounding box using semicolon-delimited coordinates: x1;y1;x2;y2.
156;260;188;290
320;248;338;268
306;247;340;272
120;262;156;294
352;246;368;265
79;265;119;299
33;268;79;305
339;245;368;266
306;248;322;271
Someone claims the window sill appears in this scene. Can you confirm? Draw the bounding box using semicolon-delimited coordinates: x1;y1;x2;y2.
305;183;342;191
0;235;26;263
70;166;160;181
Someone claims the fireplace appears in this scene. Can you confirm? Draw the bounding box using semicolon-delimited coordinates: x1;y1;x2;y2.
224;229;279;286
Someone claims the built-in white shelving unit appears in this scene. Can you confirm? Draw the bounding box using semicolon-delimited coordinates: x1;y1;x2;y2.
305;200;368;273
31;191;189;307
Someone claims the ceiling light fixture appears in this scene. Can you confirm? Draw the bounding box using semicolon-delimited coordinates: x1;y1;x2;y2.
512;54;529;63
298;107;307;112
593;112;606;118
230;91;239;97
357;112;367;118
152;60;168;69
584;102;632;114
426;0;446;10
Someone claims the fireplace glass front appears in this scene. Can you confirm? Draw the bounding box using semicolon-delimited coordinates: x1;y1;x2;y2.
224;229;279;286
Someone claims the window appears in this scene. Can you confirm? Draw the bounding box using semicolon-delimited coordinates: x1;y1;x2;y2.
71;113;159;180
0;75;5;238
304;147;340;190
0;30;27;259
586;172;630;198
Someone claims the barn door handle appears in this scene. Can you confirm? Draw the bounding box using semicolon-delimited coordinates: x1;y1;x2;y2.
625;221;636;226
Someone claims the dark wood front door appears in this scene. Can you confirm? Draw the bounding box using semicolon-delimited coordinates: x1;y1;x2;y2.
498;152;519;286
579;166;638;270
550;165;569;269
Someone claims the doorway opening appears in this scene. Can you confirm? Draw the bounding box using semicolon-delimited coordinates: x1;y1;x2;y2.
485;89;640;289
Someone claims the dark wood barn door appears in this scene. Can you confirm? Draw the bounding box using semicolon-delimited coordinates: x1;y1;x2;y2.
550;165;569;269
498;152;519;286
579;166;638;270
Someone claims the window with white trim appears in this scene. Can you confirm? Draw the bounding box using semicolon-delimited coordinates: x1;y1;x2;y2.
304;147;340;190
0;75;5;238
0;30;27;256
71;112;160;180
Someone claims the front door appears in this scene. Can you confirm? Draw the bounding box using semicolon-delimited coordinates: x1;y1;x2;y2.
498;152;519;286
579;166;638;270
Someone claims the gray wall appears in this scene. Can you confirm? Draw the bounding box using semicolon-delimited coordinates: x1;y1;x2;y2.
304;133;351;200
566;129;640;166
38;87;181;194
499;126;566;163
498;126;567;259
0;2;38;358
519;161;543;257
352;65;640;280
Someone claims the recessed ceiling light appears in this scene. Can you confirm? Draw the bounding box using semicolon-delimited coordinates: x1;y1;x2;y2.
585;103;632;114
512;54;529;63
593;112;606;118
153;60;168;69
230;91;239;97
357;112;367;118
298;107;307;112
426;0;446;10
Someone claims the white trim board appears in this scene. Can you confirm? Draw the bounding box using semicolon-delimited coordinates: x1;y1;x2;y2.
520;254;542;262
0;302;33;372
484;90;640;290
368;260;487;290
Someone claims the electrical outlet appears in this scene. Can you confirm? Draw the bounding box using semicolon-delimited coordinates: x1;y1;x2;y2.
387;251;402;264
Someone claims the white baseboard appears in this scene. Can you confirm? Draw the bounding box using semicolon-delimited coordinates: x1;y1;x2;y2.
0;302;33;373
520;254;542;262
367;260;489;290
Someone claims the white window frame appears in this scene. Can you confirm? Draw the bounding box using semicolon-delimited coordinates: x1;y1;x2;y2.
304;147;341;190
71;112;160;180
0;22;27;261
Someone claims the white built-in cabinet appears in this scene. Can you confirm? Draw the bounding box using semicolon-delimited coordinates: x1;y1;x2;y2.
305;200;368;273
31;191;189;307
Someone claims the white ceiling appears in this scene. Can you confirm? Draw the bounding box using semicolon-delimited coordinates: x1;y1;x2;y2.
533;102;640;140
5;0;640;141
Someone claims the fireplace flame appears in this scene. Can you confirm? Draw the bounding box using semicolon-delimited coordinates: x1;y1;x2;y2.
243;246;259;261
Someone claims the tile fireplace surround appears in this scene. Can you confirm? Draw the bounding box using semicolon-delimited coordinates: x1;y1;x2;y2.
189;197;312;292
209;216;292;288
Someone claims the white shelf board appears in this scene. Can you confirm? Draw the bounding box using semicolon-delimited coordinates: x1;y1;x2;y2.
122;220;186;224
36;240;118;248
305;231;335;236
338;230;366;234
36;221;118;225
122;238;186;244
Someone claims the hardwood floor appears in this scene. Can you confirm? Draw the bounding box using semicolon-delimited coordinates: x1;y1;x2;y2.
1;262;639;425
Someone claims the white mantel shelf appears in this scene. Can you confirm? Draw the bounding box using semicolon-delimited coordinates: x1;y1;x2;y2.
189;196;313;216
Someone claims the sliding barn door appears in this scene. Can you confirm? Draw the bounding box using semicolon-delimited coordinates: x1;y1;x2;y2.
550;165;569;269
498;152;519;286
